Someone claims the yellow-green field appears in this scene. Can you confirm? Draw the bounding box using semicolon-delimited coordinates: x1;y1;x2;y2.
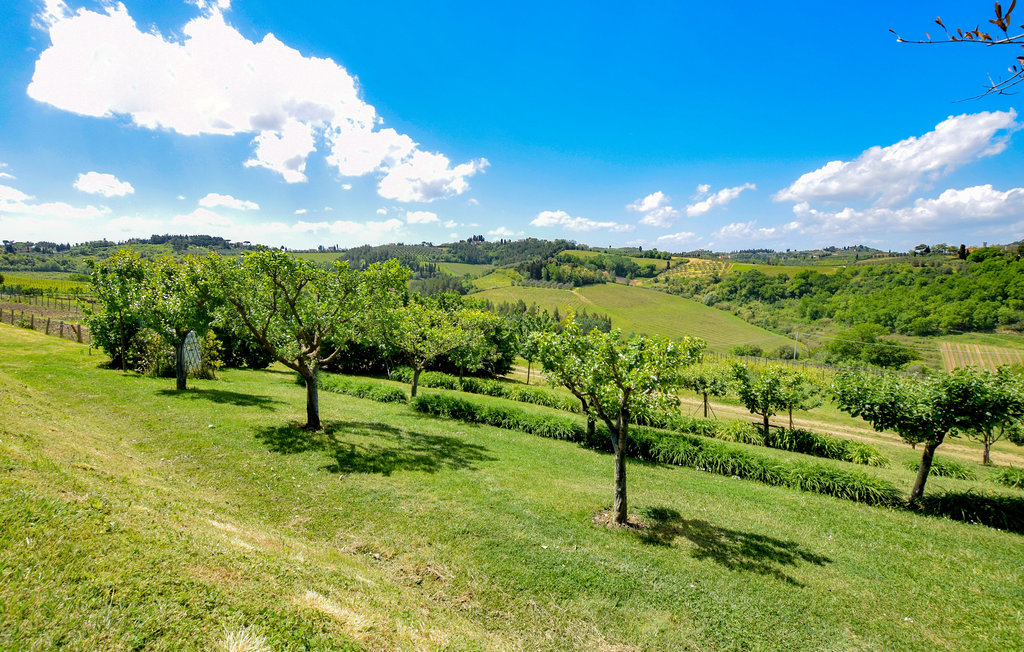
0;274;90;293
476;283;793;352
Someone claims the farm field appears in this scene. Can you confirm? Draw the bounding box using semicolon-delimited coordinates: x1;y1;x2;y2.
478;282;794;352
939;341;1024;371
2;325;1023;650
0;273;90;293
437;262;493;277
729;263;842;276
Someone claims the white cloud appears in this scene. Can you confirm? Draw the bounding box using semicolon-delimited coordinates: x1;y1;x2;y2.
789;185;1024;237
695;183;710;195
685;183;755;217
177;194;186;200
341;184;352;190
531;209;633;232
199;192;259;210
628;191;670;213
467;198;479;206
488;226;523;238
375;207;388;215
172;207;235;231
406;210;439;224
710;221;792;243
30;2;485;199
294;208;308;215
0;172;14;180
74;171;134;197
655;231;700;248
285;218;405;245
775;110;1019;205
443;220;457;228
0;183;108;220
376;151;488;202
627;190;681;227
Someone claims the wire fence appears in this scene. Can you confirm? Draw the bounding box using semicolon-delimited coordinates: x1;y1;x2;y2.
1;305;91;344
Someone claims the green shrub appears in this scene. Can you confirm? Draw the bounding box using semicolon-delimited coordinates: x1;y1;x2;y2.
716;420;764;445
916;491;1024;534
994;467;1024;490
317;373;408;404
904;456;976;480
419;370;461;390
390;366;414;383
410;394;587;442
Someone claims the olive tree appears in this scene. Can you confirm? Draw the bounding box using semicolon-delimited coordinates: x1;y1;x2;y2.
144;255;214;391
386;298;489;397
538;317;705;524
731;363;791;436
209;249;406;430
832;370;971;504
949;366;1024;465
85;248;147;371
680;361;732;419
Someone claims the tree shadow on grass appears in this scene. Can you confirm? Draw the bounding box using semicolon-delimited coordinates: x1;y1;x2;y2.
637;506;831;586
255;420;494;476
157;388;284;410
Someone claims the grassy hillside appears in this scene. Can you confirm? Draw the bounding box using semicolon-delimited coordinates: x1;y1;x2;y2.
730;263;842;276
478;283;794;352
1;325;1023;650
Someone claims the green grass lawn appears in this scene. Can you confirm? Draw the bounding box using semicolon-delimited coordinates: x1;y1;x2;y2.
2;325;1023;650
477;283;793;352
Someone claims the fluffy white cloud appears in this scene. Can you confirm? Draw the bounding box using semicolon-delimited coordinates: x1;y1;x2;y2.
789;185;1024;237
627;190;681;227
685;183;755;217
628;191;670;213
30;2;485;198
375;207;388;215
488;226;523;238
0;183;108;220
74;171;134;197
655;231;700;248
0;173;14;180
294;208;308;215
775;110;1019;204
532;209;633;232
199;192;259;210
376;152;488;203
406;210;439;224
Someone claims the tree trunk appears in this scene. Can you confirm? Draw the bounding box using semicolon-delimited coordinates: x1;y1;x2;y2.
762;413;770;437
119;314;127;372
303;367;321;431
612;418;628;525
174;337;187;391
983;439;992;465
411;367;422;398
788;407;793;430
587;416;596;441
526;360;531;385
909;440;940;505
703;392;709;419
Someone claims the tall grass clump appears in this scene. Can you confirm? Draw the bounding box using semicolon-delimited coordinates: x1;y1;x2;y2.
410;393;587;443
764;428;889;468
994;467;1024;490
904;456;976;480
393;366;579;411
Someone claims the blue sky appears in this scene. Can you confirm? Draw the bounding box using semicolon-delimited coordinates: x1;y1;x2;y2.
1;0;1022;251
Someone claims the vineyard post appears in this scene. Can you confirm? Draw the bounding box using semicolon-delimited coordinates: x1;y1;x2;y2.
30;313;34;329
59;321;64;337
45;317;50;334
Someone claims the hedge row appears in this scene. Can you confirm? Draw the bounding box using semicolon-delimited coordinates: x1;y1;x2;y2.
640;413;889;467
391;367;889;467
315;373;409;404
916;491;1024;535
410;393;904;508
390;366;579;411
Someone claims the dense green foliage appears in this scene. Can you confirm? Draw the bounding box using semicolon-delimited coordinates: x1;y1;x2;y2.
663;253;1024;335
995;467;1024;490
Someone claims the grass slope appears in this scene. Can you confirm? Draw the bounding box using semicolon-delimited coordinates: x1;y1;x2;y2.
2;325;1023;650
478;283;793;351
